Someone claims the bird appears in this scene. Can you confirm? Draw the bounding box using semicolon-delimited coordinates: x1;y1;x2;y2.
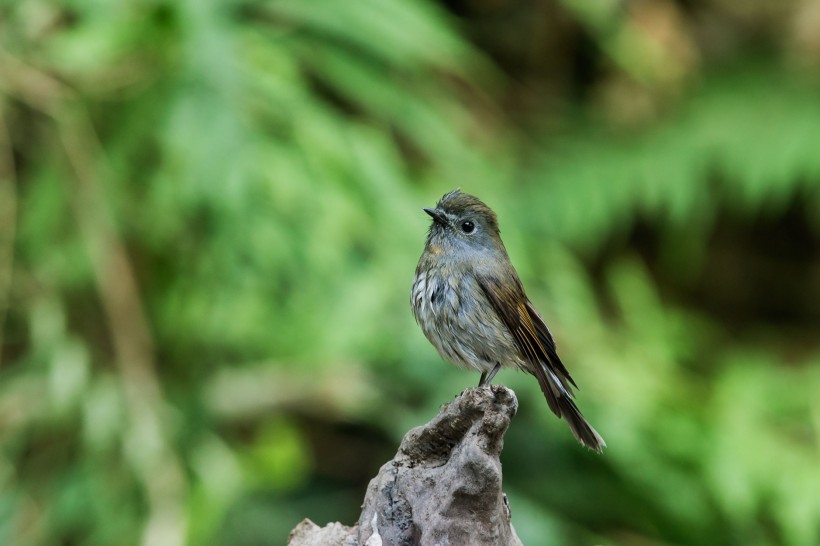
411;189;605;452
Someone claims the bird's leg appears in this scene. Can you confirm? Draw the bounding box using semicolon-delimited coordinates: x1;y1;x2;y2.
479;363;501;386
485;363;501;384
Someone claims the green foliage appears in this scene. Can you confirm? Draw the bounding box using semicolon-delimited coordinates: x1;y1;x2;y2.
1;0;819;545
525;67;820;252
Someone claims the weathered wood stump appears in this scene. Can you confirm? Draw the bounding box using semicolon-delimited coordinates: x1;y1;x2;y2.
288;385;523;546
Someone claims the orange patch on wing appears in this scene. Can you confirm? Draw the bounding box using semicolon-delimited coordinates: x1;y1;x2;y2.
517;303;547;362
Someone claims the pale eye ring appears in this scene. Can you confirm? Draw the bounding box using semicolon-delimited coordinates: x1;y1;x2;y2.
461;221;475;234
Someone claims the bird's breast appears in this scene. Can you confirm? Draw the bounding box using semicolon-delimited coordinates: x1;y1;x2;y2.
411;266;460;323
411;265;520;372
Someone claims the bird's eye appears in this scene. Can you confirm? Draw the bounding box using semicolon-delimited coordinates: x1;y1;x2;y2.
461;221;475;234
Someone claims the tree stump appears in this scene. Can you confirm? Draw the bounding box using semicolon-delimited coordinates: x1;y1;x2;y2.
287;385;523;546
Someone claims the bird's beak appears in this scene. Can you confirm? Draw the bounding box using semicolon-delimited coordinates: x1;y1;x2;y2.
424;207;449;226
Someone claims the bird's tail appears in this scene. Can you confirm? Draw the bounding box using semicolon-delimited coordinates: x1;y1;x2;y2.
557;391;606;452
532;364;606;452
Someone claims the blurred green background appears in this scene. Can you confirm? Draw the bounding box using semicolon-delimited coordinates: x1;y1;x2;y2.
1;0;820;545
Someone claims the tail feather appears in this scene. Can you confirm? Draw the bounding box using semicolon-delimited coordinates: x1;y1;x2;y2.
532;364;606;452
557;392;606;452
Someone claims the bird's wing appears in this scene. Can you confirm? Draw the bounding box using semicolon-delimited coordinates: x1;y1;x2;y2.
522;300;578;389
477;274;606;451
476;275;578;396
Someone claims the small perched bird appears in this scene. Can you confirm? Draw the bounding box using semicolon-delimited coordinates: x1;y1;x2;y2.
411;190;605;452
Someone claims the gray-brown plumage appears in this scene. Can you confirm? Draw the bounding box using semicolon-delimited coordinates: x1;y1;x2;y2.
411;189;605;452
